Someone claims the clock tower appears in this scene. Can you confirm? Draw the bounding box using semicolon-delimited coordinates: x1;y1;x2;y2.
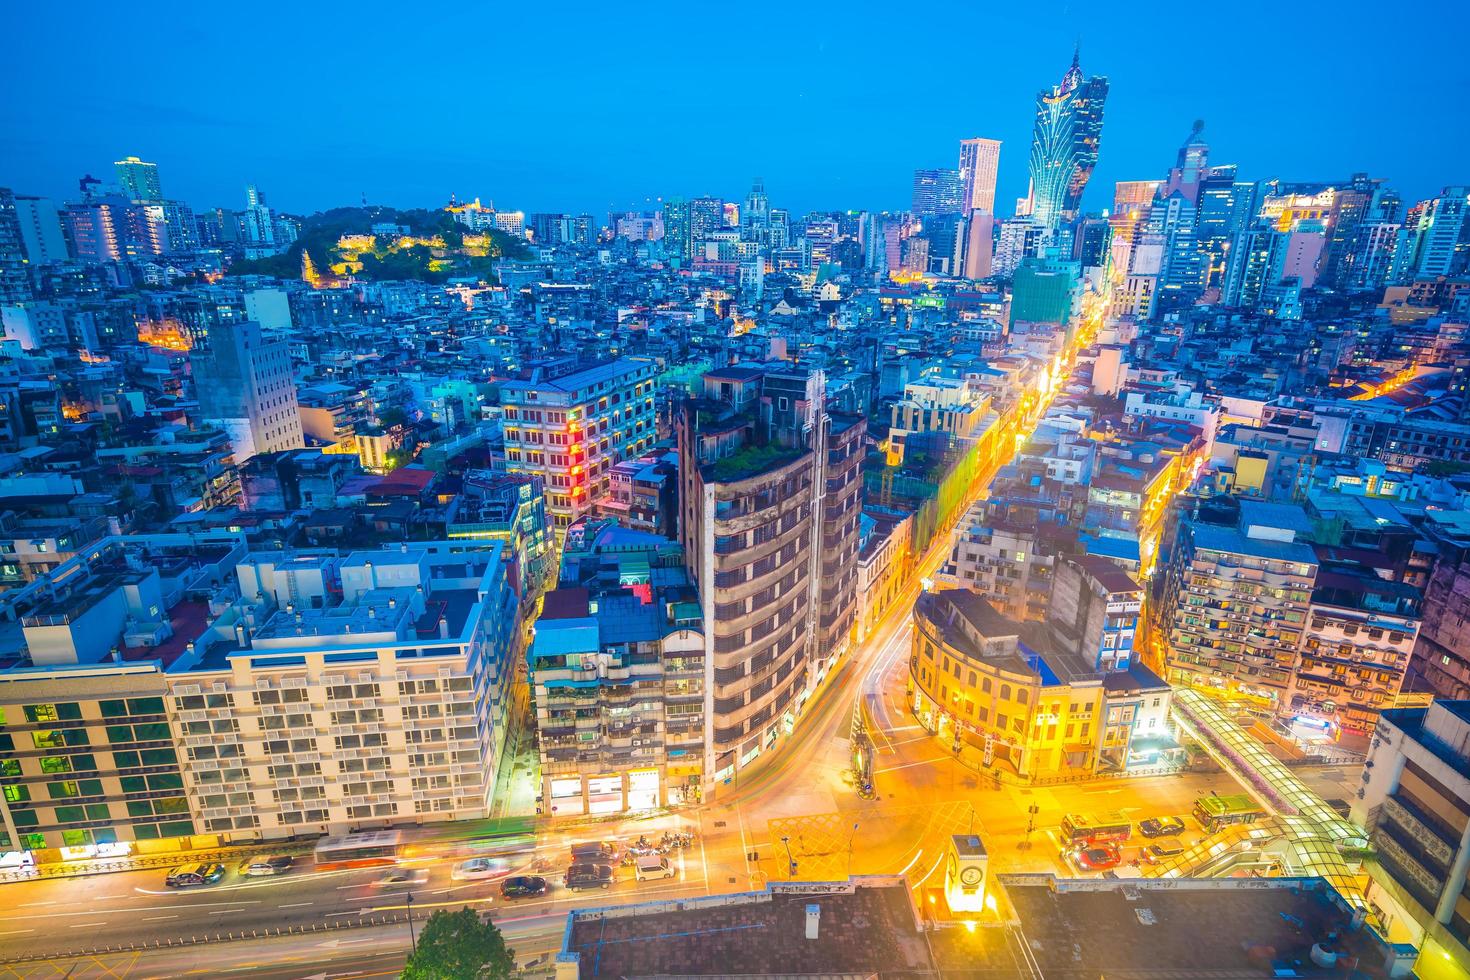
944;833;990;914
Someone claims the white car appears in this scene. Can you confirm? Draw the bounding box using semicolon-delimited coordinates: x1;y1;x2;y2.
373;868;427;888
451;857;507;881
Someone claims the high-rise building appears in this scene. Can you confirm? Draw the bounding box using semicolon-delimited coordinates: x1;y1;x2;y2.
192;319;304;463
740;178;769;241
12;195;68;266
1353;701;1470;972
688;197;724;253
114;155;162;203
1161;502;1318;712
62;195;127;263
1401;187;1470;279
958;138;1002;214
1026;49;1108;234
676;366;865;788
1162;122;1210;204
911;168;964;219
499;357;660;531
994;217;1042;278
962;211;995;279
530;518;706;815
662;198;691;260
0;189;30;303
241;185;275;245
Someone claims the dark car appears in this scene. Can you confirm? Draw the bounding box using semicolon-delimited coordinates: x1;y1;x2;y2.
166;862;227;887
500;875;548;898
565;863;613;890
1141;838;1186;864
1138;816;1186;838
1070;845;1121;872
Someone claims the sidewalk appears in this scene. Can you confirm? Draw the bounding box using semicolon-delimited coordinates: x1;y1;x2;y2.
0;837;317;885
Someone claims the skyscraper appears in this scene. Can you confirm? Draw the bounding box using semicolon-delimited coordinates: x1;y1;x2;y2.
1026;49;1108;235
114;155;162;202
740;178;769;241
0;189;31;303
911;169;964;219
957;138;1002;214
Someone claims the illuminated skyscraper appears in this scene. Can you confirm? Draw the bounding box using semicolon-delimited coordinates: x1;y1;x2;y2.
1026;49;1108;234
958;138;1001;214
911;169;964;219
114;155;162;202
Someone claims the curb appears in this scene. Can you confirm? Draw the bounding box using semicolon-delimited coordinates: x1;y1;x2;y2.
0;910;412;965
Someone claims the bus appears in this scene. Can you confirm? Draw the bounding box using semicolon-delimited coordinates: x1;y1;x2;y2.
1193;794;1265;833
1060;812;1133;845
313;830;402;870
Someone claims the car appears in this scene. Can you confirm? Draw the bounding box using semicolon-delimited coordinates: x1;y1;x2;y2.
373;868;427;888
569;841;618;862
565;862;614;890
1069;845;1122;872
1138;816;1187;838
499;875;548;898
633;854;676;881
238;855;294;877
1141;839;1186;865
165;863;227;887
451;857;508;881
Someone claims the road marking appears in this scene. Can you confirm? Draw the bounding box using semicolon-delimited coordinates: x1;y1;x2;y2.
875;756;944;774
16;901;57;908
208;908;248;915
142;915;179;921
909;851;946;891
0;929;35;936
897;849;925;878
67;922;109;928
278;901;314;908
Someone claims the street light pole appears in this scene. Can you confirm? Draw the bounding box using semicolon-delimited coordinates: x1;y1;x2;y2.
1021;803;1040;851
406;891;417;956
781;835;797;878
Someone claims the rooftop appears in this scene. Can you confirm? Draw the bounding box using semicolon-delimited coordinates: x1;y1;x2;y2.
564;882;929;978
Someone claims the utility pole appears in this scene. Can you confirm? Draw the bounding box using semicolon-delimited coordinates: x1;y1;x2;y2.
406;891;417;955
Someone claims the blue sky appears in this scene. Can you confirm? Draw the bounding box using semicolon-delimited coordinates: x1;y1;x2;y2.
5;0;1468;218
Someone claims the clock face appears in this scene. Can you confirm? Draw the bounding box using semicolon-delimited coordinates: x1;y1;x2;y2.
960;866;983;886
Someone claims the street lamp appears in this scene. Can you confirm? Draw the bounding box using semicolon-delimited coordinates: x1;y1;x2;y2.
781;835;797;878
406;891;417;956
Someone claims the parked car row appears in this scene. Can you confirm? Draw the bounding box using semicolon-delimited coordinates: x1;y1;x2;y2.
166;855;294;887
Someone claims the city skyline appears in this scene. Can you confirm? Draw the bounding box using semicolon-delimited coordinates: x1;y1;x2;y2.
6;0;1468;217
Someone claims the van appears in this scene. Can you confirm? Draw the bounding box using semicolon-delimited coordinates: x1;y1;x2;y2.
634;854;675;882
565;862;614;890
569;841;618;862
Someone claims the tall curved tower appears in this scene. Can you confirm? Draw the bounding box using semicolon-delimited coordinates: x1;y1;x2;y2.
1026;49;1109;235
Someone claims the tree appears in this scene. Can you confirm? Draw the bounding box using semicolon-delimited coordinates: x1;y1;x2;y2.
401;907;514;980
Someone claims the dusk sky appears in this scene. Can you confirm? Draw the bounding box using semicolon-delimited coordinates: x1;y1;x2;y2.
6;0;1468;218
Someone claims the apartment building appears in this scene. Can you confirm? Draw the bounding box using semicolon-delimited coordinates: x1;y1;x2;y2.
1353;702;1470;973
171;543;517;837
1162;502;1319;708
677;365;865;786
0;532;519;862
1290;563;1421;736
499;356;660;531
530;518;704;815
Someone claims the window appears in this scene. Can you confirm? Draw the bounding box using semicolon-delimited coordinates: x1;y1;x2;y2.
47;781;81;799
